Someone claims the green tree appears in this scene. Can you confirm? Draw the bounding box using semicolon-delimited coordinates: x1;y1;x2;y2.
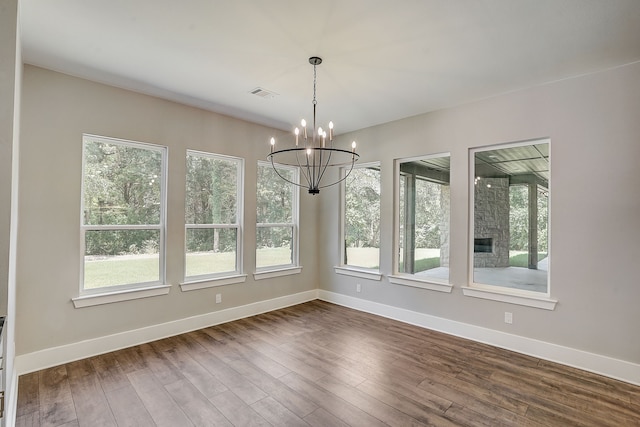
345;167;380;248
83;141;162;255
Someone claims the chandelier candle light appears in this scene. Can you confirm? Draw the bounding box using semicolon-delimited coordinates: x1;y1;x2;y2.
268;56;359;194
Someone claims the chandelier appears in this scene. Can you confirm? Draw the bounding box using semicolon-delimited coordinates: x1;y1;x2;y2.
268;56;359;194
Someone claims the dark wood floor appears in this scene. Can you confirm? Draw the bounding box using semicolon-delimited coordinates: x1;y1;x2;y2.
16;300;640;426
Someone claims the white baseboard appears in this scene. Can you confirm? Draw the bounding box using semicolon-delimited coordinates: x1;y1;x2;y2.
15;290;318;375
14;288;640;388
318;290;640;386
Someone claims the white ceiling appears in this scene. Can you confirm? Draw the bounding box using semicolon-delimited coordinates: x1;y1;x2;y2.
19;0;640;135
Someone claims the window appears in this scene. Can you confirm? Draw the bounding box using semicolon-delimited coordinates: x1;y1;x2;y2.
394;154;451;286
80;135;166;294
185;151;243;282
256;161;299;272
466;138;555;310
340;163;381;272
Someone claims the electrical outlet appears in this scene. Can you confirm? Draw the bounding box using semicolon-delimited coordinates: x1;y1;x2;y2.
356;283;362;293
215;293;222;304
504;311;513;324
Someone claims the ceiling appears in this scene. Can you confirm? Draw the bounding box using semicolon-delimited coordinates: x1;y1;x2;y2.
19;0;640;135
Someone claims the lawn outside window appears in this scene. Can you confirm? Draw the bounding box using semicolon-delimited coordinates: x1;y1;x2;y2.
76;134;168;306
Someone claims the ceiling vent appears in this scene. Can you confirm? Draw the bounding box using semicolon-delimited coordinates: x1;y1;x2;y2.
250;87;278;99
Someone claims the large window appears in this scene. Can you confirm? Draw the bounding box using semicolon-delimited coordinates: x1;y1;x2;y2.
342;163;381;270
81;135;166;293
185;151;243;281
470;139;550;296
396;154;450;283
256;161;299;270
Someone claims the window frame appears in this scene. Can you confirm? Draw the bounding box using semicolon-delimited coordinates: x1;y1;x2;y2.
389;153;452;293
336;161;382;280
182;150;245;288
77;134;168;304
254;161;300;278
464;138;556;310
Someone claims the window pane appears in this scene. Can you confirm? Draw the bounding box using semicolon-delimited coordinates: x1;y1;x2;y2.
256;226;293;268
257;165;294;224
83;140;162;225
185;228;237;277
84;230;160;289
473;140;549;293
397;156;450;281
186;154;238;224
344;166;380;269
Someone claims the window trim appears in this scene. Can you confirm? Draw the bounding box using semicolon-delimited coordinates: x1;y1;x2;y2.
79;134;168;298
255;160;300;273
184;150;244;284
392;152;451;288
467;138;554;309
338;161;381;274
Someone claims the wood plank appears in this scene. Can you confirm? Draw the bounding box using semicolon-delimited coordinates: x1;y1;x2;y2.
127;368;193;427
188;348;268;404
357;379;457;426
164;378;233;427
279;371;389;427
16;372;39;418
314;373;428;426
66;362;117;427
89;352;130;392
225;356;318;418
251;396;309;427
209;390;271;426
38;365;77;427
104;384;155;427
304;407;351;427
160;346;227;399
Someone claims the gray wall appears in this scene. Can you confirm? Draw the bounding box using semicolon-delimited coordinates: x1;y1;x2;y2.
15;60;640;368
16;65;320;356
319;61;640;364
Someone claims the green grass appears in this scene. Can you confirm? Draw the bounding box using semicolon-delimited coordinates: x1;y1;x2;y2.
414;257;440;272
84;256;159;289
509;253;547;267
256;247;292;269
398;257;441;273
84;248;293;289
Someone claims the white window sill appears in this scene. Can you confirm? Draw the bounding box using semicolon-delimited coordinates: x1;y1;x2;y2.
334;266;383;281
253;266;302;281
180;274;247;292
388;275;452;293
462;285;557;310
72;284;171;308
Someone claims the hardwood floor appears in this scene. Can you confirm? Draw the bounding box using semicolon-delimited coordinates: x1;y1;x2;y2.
16;300;640;426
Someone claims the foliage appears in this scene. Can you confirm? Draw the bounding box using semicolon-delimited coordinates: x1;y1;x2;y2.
509;185;549;252
186;153;239;253
414;179;445;249
509;253;547;268
345;167;381;249
83;140;162;256
256;164;295;252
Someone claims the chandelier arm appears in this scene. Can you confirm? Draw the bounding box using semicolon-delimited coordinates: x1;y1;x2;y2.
269;156;306;188
318;157;357;189
315;147;333;187
295;149;313;189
